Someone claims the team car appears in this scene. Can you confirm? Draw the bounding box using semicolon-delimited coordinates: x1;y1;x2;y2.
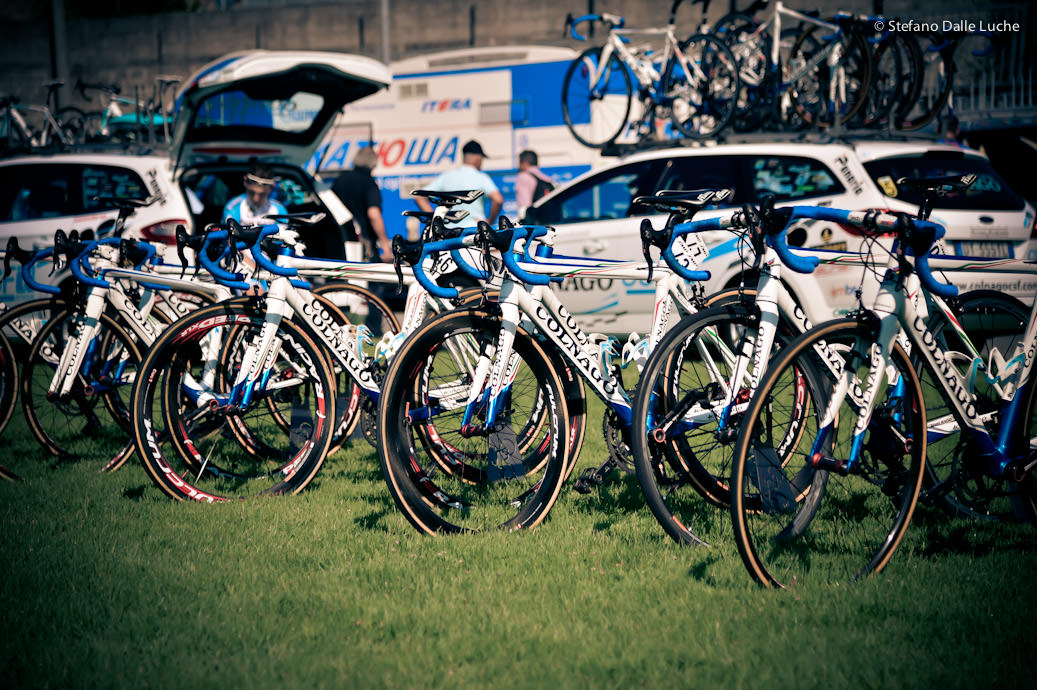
0;50;392;304
522;135;1036;334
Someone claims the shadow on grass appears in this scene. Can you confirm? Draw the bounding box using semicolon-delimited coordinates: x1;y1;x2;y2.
122;484;148;501
571;471;646;522
912;510;1037;557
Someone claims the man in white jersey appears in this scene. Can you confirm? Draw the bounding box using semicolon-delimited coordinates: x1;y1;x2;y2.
222;163;287;226
415;140;503;226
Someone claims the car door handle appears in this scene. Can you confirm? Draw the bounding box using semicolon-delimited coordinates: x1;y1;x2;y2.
583;239;608;255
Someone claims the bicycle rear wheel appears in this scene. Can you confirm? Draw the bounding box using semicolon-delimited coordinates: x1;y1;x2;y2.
665;33;740;139
731;318;925;588
377;306;569;534
920;290;1031;520
632;302;814;546
562;46;633;149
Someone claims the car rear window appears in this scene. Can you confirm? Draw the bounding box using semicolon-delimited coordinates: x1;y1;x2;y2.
863;152;1024;211
192;90;326;136
0;164;149;222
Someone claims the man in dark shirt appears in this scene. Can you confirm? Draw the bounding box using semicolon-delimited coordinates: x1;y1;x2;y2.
332;146;393;262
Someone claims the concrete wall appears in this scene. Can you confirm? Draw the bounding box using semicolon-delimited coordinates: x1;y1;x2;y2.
0;0;1022;113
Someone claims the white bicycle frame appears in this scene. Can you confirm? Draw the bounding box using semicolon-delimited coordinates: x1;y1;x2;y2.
812;249;1037;477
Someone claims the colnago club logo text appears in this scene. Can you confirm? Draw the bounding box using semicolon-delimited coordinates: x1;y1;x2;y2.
915;314;980;423
301;299;374;387
536;303;617;396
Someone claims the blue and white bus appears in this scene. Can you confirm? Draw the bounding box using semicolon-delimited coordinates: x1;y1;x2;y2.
306;45;602;235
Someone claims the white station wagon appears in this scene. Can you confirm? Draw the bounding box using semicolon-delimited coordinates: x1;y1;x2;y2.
0;49;392;304
522;136;1036;333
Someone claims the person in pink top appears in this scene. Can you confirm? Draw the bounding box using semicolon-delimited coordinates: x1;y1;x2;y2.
515;149;556;213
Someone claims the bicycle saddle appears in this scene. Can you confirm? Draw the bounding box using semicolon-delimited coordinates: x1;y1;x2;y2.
896;174;976;195
402;209;470;226
410;189;484;207
263;212;326;227
93;195;155;210
634;188;734;215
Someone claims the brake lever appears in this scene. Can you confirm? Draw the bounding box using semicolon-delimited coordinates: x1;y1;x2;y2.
52;229;70;273
392;235;406;295
3;237;19;280
175;224;190;277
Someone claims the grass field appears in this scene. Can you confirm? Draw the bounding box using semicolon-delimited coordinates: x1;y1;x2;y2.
1;398;1035;690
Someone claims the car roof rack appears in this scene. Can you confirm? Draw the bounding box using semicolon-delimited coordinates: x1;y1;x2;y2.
600;128;946;158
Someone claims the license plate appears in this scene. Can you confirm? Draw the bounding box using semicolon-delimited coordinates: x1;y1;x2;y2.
956;241;1013;258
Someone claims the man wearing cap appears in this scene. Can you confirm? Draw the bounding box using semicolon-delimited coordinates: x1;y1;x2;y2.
415;139;503;225
223;163;288;226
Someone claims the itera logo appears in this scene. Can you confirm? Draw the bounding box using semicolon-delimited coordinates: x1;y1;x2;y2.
421;99;472;113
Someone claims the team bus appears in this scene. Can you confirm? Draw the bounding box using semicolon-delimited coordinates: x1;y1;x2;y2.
306;45;602;234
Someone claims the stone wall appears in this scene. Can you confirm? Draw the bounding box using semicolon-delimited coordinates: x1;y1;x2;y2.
0;0;1020;113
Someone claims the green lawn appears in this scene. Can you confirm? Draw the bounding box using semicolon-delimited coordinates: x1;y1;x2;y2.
1;400;1034;690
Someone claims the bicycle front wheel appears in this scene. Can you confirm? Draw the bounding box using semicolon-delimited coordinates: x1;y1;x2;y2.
666;33;740;139
131;302;336;501
377;307;570;534
562;46;633;149
20;307;142;461
731;318;926;587
787;25;872;127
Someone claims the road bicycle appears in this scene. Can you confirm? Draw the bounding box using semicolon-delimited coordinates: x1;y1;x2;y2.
722;0;872;131
561;0;740;147
630;184;1030;546
127;191;530;502
728;189;1037;587
63;77;179;145
0;87;75;152
375;190;796;534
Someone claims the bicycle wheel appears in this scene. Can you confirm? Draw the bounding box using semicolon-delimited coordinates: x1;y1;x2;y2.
919;290;1031;520
787;24;872;127
131;301;336;501
562;46;633;149
731;318;926;587
56;106;87;144
632;302;812;545
665;33;740;139
857;32;904;128
898;35;954;131
21;307;141;461
1017;369;1037;526
0;298;66;432
377;306;570;534
0;330;16;440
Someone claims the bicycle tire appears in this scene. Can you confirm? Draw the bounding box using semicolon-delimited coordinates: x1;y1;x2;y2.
1017;365;1037;526
56;106;87;144
665;33;740;139
857;32;905;128
0;298;67;433
131;300;336;501
377;306;570;534
917;290;1031;521
731;318;926;588
20;307;142;461
0;330;17;443
562;45;633;149
898;34;954;131
787;24;872;127
632;300;812;545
